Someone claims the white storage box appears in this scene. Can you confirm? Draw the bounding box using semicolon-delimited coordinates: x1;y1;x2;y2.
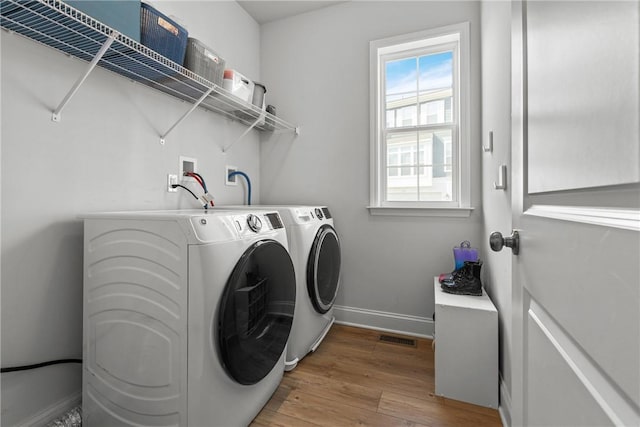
222;69;254;103
433;277;498;408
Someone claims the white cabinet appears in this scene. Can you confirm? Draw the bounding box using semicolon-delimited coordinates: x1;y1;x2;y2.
433;277;498;408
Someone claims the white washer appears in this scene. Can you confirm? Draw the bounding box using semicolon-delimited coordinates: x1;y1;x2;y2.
82;209;296;426
216;206;341;370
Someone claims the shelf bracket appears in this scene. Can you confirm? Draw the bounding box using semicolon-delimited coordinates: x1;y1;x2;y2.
222;116;262;153
160;87;215;145
52;31;118;122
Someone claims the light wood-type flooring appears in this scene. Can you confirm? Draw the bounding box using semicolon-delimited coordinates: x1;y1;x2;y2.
251;324;502;427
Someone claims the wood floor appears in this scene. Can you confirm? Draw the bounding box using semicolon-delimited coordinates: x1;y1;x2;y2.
251;324;502;427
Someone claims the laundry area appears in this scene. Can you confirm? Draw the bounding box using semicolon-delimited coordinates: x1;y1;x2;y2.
1;1;639;426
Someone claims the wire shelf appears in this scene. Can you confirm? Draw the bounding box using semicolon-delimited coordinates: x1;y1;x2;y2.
0;0;297;134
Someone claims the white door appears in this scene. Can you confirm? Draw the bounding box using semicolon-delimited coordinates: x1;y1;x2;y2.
507;1;640;426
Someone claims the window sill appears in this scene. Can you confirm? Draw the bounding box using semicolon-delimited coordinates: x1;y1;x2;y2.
367;206;474;218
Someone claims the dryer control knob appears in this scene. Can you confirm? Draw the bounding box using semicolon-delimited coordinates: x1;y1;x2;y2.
247;214;262;232
315;208;324;219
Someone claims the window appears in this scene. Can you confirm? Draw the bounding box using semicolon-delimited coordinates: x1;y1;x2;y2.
369;23;471;216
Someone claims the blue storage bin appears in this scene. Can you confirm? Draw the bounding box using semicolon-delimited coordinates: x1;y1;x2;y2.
66;0;141;42
140;2;188;65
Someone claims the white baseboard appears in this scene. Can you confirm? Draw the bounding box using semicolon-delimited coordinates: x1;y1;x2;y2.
17;391;81;427
333;304;434;339
499;374;512;427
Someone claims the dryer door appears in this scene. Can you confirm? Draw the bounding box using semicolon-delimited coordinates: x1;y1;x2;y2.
218;239;296;385
306;224;341;314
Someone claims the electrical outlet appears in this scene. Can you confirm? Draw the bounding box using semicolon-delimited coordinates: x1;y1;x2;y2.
167;174;178;192
225;165;238;186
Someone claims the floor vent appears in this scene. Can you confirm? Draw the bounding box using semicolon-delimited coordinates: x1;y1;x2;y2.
378;334;417;347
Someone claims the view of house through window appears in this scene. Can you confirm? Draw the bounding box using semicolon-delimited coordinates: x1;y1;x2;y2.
385;51;455;201
371;24;469;211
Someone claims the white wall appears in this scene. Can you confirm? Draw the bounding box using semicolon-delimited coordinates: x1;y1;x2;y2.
259;1;482;335
1;2;259;425
480;1;513;423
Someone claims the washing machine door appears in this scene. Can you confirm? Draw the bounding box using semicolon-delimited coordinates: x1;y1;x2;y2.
218;239;296;385
306;224;341;314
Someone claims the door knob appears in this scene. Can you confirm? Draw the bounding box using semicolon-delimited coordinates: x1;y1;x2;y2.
489;230;520;255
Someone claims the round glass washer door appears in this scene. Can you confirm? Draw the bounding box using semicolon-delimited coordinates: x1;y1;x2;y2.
218;239;296;385
306;224;341;314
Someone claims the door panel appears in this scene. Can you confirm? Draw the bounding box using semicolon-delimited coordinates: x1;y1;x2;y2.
511;1;640;425
526;1;639;193
519;215;639;403
526;300;614;427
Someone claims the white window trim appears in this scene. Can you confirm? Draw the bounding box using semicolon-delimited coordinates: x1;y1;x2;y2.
369;22;472;217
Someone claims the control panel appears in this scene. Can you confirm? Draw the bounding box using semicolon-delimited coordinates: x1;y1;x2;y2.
294;207;332;224
189;212;283;242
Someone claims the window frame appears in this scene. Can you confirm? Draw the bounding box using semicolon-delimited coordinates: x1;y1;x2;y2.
368;23;472;217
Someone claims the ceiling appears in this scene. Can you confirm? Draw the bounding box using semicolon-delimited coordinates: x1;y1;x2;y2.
237;1;346;24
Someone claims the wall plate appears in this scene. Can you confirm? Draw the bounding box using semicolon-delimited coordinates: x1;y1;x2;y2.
167;174;178;192
225;165;238;186
179;156;197;180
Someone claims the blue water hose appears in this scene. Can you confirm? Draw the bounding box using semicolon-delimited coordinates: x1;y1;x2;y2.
228;171;252;205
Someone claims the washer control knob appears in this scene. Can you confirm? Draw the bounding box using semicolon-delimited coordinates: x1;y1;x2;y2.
247;214;262;232
315;208;324;219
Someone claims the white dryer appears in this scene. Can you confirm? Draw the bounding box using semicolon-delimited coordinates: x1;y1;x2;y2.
82;209;296;426
216;206;341;370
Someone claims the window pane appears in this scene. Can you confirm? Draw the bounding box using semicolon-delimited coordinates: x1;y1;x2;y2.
386;128;454;202
418;51;453;91
386;57;417;96
386;57;419;129
386;132;418;201
418;51;454;125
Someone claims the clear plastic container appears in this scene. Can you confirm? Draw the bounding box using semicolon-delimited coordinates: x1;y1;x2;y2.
184;38;225;86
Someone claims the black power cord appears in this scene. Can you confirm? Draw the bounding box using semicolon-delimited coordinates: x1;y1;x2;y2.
172;184;199;201
1;358;82;373
172;184;209;209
